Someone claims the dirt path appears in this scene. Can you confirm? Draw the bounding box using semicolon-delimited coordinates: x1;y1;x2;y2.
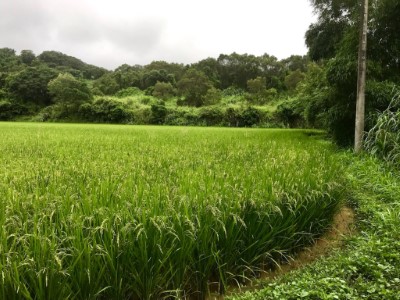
207;206;355;299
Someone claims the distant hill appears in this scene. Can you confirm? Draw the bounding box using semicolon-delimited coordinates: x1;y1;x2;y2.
37;51;107;79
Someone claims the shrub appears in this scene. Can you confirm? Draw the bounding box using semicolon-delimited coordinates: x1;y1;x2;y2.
150;101;167;124
199;106;224;126
276;100;305;128
79;98;132;123
152;82;175;100
132;107;152;124
224;107;241;127
48;73;92;109
365;93;400;169
0;100;28;120
222;86;246;97
240;106;261;127
115;87;142;98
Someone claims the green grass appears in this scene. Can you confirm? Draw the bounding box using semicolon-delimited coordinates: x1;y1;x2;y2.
0;123;343;299
228;153;400;300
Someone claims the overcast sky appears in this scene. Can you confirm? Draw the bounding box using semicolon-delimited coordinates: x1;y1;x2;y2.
0;0;316;70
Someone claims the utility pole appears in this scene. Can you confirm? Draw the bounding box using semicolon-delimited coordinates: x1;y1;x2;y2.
354;0;369;153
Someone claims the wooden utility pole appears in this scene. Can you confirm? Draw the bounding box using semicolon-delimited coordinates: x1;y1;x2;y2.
354;0;369;153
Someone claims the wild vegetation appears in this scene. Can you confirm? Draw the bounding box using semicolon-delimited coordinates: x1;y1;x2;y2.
228;152;400;300
0;0;399;299
226;90;400;299
1;1;398;142
0;124;343;299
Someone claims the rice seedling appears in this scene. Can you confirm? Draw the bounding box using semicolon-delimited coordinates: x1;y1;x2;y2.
0;123;344;299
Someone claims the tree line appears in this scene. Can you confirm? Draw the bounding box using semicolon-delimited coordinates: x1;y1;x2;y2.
0;48;309;105
0;0;399;146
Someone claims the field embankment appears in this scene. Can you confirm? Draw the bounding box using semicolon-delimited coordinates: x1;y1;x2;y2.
228;154;400;299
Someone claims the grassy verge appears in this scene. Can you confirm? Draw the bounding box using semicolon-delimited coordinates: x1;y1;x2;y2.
228;153;400;299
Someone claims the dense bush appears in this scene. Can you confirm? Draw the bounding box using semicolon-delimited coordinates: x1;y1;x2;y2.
365;93;400;169
199;106;225;126
131;107;152;124
5;66;58;106
79;98;133;123
48;73;92;107
115;87;142;98
276;100;305;128
150;101;167;124
240;106;262;127
152;81;175;100
0;100;27;120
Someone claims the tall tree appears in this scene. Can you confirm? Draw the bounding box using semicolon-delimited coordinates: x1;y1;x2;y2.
354;0;369;152
5;66;58;106
305;0;399;145
48;73;92;107
177;69;212;107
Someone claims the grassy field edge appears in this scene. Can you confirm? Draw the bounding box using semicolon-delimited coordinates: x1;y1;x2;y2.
228;153;400;299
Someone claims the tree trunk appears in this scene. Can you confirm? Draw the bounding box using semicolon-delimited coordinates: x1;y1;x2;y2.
354;0;369;153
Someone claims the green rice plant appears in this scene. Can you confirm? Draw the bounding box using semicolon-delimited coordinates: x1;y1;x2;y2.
0;123;344;299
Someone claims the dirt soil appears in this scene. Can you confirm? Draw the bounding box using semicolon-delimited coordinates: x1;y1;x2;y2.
207;206;355;300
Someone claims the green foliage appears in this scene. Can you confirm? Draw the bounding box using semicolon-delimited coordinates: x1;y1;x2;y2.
365;93;400;169
0;47;20;72
19;50;36;65
247;77;278;104
38;50;107;79
222;86;246;97
229;153;400;300
247;76;266;95
305;0;400;146
284;70;306;92
306;0;356;61
0;100;27;120
152;81;175;100
0;88;7;98
144;60;185;83
217;53;259;89
5;65;58;106
368;0;400;81
114;87;142;98
48;73;92;107
191;57;221;87
150;101;167;124
93;72;120;95
177;68;213;107
281;55;309;73
0;124;343;299
113;66;141;89
79;98;133;123
240;106;261;127
142;69;175;90
198;106;224;126
204;87;222;105
276;100;304;128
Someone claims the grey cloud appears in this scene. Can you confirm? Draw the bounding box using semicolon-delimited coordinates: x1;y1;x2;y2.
0;0;54;52
0;0;166;68
104;19;166;55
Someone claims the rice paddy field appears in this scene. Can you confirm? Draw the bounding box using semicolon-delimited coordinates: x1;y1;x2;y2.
0;123;344;300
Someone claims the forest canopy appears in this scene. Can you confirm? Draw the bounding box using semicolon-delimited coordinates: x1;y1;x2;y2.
0;0;399;146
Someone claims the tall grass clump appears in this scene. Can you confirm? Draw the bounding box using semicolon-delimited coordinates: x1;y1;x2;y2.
365;92;400;169
0;123;344;299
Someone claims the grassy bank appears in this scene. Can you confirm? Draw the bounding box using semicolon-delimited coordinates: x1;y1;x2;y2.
0;123;343;299
228;154;400;299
